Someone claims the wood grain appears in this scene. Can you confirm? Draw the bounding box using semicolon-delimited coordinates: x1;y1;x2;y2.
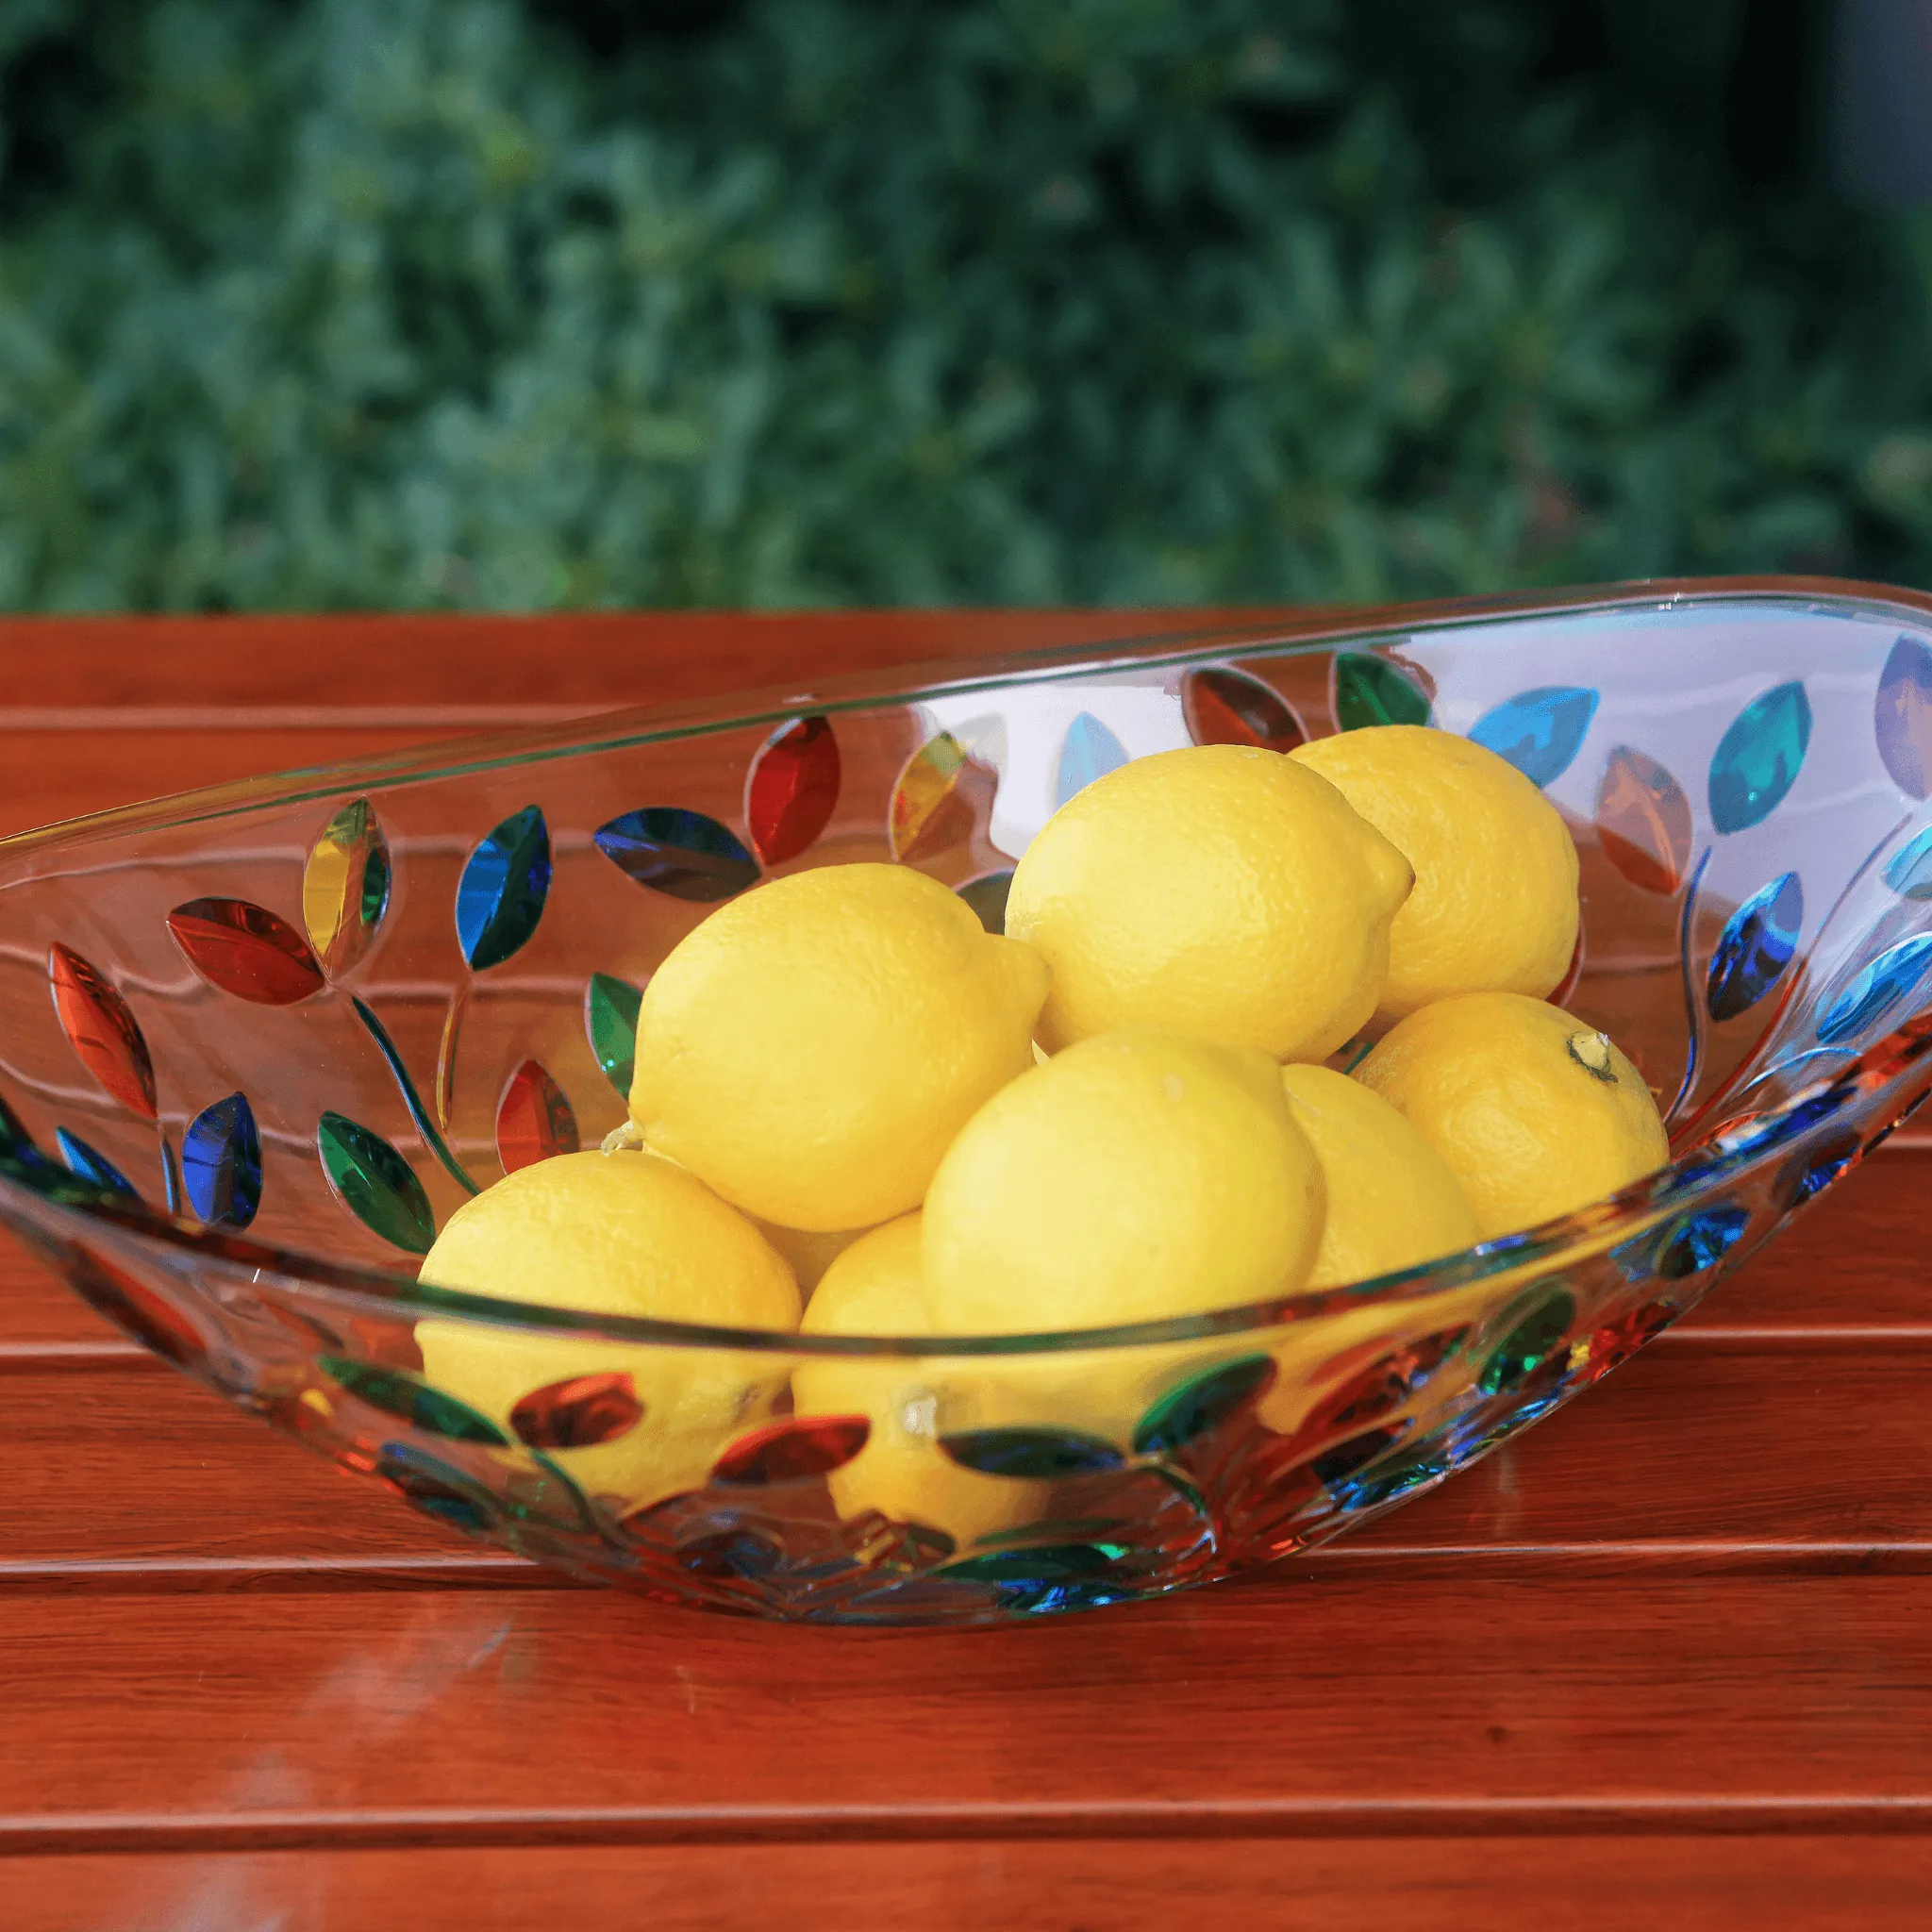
12;1838;1932;1932
6;1574;1932;1837
0;1311;1925;1587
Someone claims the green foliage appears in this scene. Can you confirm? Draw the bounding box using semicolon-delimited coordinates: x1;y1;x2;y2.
0;0;1925;608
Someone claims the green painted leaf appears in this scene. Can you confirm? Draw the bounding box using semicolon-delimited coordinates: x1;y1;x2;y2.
320;1354;507;1445
1132;1352;1276;1457
1334;653;1431;730
585;973;643;1096
317;1110;437;1255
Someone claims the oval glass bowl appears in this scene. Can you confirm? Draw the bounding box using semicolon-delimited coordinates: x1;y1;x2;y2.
6;581;1932;1625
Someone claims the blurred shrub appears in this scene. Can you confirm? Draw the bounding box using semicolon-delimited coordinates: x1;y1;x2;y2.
0;0;1926;608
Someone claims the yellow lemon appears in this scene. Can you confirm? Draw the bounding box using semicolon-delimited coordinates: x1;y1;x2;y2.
752;1218;870;1297
1279;1063;1479;1288
629;862;1048;1231
791;1215;1051;1549
416;1151;801;1512
1006;744;1413;1060
923;1032;1325;1334
1290;724;1578;1021
1355;992;1669;1240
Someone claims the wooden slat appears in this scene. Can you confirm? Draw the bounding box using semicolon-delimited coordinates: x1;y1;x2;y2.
4;1573;1931;1836
1;1323;1926;1587
7;1136;1924;1352
11;1838;1932;1932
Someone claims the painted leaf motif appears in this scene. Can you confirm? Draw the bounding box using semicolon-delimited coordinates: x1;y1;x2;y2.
1333;653;1430;730
375;1441;501;1533
321;1354;508;1445
456;805;551;970
710;1414;872;1485
0;1085;33;1158
593;808;759;903
168;897;325;1006
1875;634;1932;800
1705;871;1803;1023
1652;1205;1752;1281
957;870;1014;935
889;731;1000;863
1593;745;1694;895
585;973;643;1095
1054;710;1130;808
1817;933;1932;1045
746;716;841;865
1477;1285;1574;1395
1180;665;1306;753
937;1426;1124;1479
317;1110;436;1255
509;1372;644;1451
1133;1353;1277;1457
303;798;391;975
55;1127;139;1198
1885;826;1932;900
1708;681;1811;835
48;944;157;1120
181;1091;262;1228
1468;685;1599;788
70;1245;207;1371
496;1058;578;1174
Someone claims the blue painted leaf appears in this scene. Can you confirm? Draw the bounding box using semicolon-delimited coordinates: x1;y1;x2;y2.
1707;682;1811;834
938;1426;1124;1479
593;808;759;903
55;1127;139;1198
1875;634;1932;800
585;973;643;1095
956;870;1014;935
1334;653;1431;730
375;1441;501;1533
1054;711;1129;808
1705;871;1803;1023
1468;686;1599;788
456;805;551;970
1817;933;1932;1045
1885;826;1932;900
316;1111;436;1255
1653;1205;1753;1281
937;1542;1137;1613
182;1091;262;1228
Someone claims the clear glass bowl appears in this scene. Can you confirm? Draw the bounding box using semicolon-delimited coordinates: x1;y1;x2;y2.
5;580;1932;1625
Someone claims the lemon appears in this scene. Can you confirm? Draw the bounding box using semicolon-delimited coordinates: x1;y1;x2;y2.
752;1218;869;1296
416;1151;801;1511
1290;725;1578;1021
1279;1063;1478;1288
1006;744;1413;1061
1355;992;1669;1240
791;1215;1051;1549
629;862;1048;1232
923;1032;1325;1334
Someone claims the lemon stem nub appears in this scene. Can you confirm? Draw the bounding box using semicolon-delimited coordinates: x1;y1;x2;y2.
1567;1029;1616;1082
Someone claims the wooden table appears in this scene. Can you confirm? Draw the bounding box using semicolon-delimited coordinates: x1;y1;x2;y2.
5;612;1931;1930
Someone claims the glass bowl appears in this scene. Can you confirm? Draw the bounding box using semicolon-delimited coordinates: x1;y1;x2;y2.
5;579;1932;1626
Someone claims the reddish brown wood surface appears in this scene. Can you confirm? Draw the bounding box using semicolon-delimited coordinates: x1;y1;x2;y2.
3;610;1930;1929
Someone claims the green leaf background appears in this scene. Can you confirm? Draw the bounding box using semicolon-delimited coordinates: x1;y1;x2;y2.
0;0;1924;609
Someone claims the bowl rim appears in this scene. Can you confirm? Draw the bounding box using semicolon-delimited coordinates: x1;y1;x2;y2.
3;572;1929;1358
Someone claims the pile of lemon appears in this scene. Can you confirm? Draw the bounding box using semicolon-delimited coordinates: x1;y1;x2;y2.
417;724;1669;1529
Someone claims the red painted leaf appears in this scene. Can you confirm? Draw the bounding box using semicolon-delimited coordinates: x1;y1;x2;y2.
47;944;157;1120
495;1058;578;1174
1181;666;1307;754
168;898;325;1006
711;1413;871;1486
746;715;841;865
510;1372;644;1450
